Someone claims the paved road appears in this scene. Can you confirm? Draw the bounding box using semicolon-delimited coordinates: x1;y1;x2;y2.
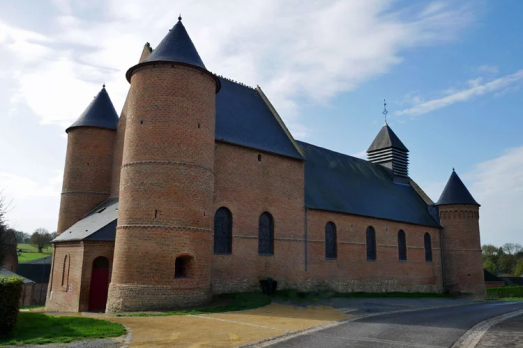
270;301;523;348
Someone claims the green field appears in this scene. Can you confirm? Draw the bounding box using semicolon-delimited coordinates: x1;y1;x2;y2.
0;313;125;346
17;243;52;264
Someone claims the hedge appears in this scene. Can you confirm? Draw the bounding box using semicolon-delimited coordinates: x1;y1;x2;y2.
487;285;523;299
0;276;23;336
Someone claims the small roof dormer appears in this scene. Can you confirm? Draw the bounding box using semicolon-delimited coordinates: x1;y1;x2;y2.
66;86;119;133
436;169;479;206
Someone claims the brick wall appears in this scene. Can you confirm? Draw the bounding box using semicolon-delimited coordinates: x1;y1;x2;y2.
46;242;84;312
107;63;218;313
212;142;306;293
57;127;116;234
439;204;486;296
78;242;114;311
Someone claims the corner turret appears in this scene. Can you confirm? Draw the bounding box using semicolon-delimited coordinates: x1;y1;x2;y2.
57;86;118;234
437;169;485;297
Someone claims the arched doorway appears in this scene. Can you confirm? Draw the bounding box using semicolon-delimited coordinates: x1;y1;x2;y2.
88;256;110;312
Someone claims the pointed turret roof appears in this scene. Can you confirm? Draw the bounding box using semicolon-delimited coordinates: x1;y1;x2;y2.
66;86;119;133
367;123;409;153
436;170;479;206
126;17;220;91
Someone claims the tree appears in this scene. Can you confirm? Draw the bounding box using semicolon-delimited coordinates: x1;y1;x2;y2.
30;228;53;253
0;193;9;268
10;229;30;244
501;243;523;255
482;244;499;258
514;260;523;277
483;259;497;275
498;254;517;275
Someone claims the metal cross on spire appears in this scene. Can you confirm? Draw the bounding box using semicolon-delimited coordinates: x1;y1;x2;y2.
382;99;388;124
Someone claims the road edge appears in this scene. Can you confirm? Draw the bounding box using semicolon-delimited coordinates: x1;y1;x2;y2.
451;307;523;348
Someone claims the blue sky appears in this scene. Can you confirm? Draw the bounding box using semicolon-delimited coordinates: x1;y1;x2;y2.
0;0;521;246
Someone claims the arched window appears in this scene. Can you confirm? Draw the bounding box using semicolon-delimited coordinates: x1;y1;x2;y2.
398;230;407;261
424;233;432;262
93;256;109;270
61;254;70;290
258;212;274;255
325;222;337;259
214;207;232;254
366;226;376;261
174;255;193;279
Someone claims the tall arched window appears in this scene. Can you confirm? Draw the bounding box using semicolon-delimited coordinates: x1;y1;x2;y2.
214;207;232;254
424;233;432;262
61;254;70;290
258;212;274;255
325;222;337;259
398;230;407;261
366;226;377;261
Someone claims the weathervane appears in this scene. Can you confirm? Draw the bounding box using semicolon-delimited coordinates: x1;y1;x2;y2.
382;99;388;124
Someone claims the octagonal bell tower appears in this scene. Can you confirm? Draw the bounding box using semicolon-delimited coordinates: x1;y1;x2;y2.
106;17;220;313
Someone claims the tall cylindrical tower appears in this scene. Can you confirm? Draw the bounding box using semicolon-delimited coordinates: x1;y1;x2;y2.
57;86;119;234
437;170;485;297
106;18;220;313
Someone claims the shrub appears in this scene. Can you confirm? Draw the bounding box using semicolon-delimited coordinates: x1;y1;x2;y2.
0;276;23;336
487;286;523;299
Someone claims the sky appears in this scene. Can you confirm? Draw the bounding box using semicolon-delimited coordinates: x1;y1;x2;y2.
0;0;521;247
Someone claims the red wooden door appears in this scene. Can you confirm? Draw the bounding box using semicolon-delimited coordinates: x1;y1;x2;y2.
88;257;110;312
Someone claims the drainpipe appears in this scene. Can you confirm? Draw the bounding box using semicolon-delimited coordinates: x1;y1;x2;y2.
305;207;309;272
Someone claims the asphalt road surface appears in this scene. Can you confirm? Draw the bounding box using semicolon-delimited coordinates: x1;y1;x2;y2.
270;301;523;348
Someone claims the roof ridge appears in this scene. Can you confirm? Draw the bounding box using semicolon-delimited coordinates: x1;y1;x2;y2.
215;74;255;90
297;140;370;165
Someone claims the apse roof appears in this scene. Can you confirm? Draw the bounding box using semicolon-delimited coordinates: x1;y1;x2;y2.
66;87;119;132
436;170;479;206
299;141;440;227
367;123;409;153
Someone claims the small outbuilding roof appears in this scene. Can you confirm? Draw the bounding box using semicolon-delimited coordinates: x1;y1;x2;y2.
52;198;118;243
436;170;479;206
66;86;119;132
0;268;35;284
299;141;440;227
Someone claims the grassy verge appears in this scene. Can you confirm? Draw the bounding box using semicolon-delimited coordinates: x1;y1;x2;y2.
17;243;52;263
497;297;523;301
273;289;452;302
0;312;125;346
487;285;523;299
19;305;44;310
118;292;271;317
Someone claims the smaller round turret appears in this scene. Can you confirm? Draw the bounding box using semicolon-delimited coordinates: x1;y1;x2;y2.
57;86;118;234
437;169;485;296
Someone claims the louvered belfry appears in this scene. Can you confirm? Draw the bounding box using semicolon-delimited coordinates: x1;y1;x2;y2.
367;123;409;177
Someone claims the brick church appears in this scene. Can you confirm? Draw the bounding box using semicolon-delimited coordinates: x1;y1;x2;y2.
46;18;485;313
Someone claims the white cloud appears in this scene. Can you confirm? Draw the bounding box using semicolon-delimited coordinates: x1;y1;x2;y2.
0;0;476;136
469;146;523;246
473;64;499;74
396;70;523;117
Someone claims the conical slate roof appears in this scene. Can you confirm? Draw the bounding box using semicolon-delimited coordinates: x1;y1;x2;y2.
144;19;206;69
437;170;479;206
367;123;409;153
66;86;119;132
126;17;220;92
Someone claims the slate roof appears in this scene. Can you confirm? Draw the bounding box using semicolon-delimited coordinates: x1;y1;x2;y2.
24;256;52;265
436;170;479;206
298;141;440;227
52;198;118;243
367;123;409;152
216;78;303;160
484;269;500;282
0;268;35;284
66;87;119;132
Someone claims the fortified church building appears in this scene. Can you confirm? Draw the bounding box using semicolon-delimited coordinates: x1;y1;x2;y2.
47;18;485;313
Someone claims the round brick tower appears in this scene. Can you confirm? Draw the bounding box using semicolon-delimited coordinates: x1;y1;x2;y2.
106;17;221;313
437;169;486;297
57;86;119;235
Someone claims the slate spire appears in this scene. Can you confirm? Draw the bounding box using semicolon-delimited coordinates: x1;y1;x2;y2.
436;169;479;206
66;86;119;133
367;123;409;177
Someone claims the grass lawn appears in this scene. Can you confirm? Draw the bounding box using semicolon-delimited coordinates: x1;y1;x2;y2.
0;312;125;346
490;297;523;301
17;243;52;263
119;292;271;317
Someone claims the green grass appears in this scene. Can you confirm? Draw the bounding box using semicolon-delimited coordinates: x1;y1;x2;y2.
273;289;452;302
118;292;271;317
487;285;523;299
0;312;125;346
497;298;523;301
17;243;52;264
19;305;44;310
